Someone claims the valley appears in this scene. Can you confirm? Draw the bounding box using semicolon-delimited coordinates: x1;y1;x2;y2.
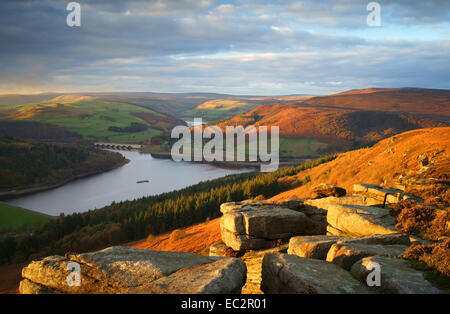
0;89;448;295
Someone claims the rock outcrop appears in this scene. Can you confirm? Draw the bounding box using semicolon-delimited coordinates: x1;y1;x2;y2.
326;204;397;237
287;235;344;260
353;183;422;205
350;256;442;294
20;246;247;294
326;242;409;270
240;245;288;294
220;201;322;251
22;178;442;295
287;233;410;261
261;253;370;294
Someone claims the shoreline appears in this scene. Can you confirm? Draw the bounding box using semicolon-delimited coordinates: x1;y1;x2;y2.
0;159;129;201
147;150;311;169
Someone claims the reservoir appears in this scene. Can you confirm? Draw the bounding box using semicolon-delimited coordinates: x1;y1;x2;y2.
6;151;252;216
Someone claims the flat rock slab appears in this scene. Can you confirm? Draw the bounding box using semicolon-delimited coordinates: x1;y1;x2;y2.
327;204;397;237
304;195;379;210
326;242;410;270
288;235;345;260
353;183;422;204
20;246;247;294
220;200;303;214
220;201;319;251
350;256;441;294
288;233;410;261
261;253;370;294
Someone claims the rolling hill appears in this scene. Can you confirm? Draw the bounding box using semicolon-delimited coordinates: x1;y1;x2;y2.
215;88;450;156
0;92;314;124
0;98;185;145
271;127;450;201
303;88;450;120
180;95;313;121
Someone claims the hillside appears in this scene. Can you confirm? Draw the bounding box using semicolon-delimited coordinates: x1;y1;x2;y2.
0;202;53;231
130;218;221;255
272;127;450;201
126;127;449;257
0;99;186;145
304;88;450;120
215;88;449;156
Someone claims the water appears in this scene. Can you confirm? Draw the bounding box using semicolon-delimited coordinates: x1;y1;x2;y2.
6;151;252;216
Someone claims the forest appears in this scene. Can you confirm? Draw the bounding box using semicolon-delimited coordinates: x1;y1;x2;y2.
0;154;336;264
0;135;126;192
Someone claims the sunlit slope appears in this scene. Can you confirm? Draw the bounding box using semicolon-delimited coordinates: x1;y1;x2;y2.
304;88;450;120
0;99;184;143
271;127;450;200
215;88;449;155
129;218;221;255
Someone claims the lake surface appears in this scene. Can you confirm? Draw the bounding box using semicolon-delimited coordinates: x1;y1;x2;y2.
6;151;252;216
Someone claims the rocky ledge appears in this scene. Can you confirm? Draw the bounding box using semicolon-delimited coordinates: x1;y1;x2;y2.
20;246;247;294
213;183;442;294
20;182;443;294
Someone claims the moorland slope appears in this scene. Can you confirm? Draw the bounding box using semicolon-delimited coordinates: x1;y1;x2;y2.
215;88;450;154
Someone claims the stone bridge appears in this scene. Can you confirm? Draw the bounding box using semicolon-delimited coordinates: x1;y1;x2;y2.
93;142;142;151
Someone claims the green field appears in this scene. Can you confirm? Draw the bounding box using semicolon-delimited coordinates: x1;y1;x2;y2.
0;202;53;231
166;136;329;160
108;128;162;143
182;99;259;122
0;100;167;143
231;136;327;159
279;137;328;157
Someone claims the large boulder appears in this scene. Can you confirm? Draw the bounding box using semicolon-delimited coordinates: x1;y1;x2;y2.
304;195;383;209
220;201;321;251
288;235;345;260
326;242;409;270
288;233;410;261
326;204;397;237
312;183;346;198
261;253;369;294
350;256;441;294
19;246;247;294
353;183;422;205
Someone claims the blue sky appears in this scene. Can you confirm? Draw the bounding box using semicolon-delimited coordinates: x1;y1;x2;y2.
0;0;449;95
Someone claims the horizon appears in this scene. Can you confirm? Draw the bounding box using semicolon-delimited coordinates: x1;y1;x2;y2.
1;0;449;95
1;86;449;98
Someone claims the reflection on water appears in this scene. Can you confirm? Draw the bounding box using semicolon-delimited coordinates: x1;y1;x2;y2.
6;151;252;216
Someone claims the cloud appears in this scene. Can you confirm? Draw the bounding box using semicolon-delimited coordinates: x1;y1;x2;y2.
0;0;448;94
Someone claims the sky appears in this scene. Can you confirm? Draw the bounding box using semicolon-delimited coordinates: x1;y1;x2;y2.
0;0;449;95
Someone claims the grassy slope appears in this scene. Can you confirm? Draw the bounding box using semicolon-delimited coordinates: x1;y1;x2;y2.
129;218;221;256
214;88;449;157
0;100;165;143
271;127;450;200
182;99;260;121
0;202;53;230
